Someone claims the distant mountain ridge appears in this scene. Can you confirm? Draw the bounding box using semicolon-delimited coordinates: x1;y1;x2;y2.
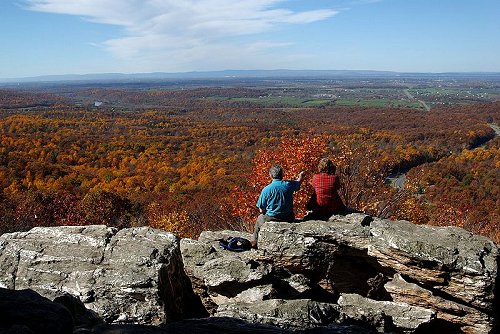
2;69;500;84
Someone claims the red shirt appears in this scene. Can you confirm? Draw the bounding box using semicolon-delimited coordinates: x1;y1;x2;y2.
310;173;344;215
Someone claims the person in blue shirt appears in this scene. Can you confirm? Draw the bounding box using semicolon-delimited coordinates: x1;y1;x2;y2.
252;164;305;247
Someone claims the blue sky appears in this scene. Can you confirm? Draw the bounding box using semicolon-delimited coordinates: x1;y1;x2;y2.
1;0;499;78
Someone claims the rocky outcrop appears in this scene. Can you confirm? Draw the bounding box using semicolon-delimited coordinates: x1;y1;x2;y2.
0;214;498;333
0;225;206;325
181;214;499;333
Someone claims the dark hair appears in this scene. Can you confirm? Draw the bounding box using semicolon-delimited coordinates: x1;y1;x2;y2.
318;158;336;174
269;164;284;179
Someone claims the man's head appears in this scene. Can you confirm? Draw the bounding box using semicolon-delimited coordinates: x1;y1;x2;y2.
269;164;284;180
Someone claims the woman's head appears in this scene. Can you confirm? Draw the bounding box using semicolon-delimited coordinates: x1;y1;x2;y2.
318;158;336;174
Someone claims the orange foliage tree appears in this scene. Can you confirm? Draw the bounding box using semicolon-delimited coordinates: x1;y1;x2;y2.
230;134;328;227
405;140;500;242
230;130;430;229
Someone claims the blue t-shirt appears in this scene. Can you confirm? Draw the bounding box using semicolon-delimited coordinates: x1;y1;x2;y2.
256;179;301;219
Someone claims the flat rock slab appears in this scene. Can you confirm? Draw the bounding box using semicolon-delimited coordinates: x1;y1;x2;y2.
338;293;435;333
215;299;342;330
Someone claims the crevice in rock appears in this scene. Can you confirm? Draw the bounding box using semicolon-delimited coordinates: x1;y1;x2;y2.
361;215;374;226
327;246;396;301
97;228;118;265
158;247;208;323
210;280;268;298
12;248;21;290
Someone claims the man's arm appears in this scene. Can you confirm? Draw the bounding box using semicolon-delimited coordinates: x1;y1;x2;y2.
296;171;306;184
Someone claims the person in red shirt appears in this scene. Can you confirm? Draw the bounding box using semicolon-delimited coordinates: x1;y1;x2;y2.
305;158;346;220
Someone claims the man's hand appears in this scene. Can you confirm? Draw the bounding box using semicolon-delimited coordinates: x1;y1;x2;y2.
297;171;306;183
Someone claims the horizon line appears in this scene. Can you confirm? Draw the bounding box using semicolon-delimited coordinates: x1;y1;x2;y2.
2;69;500;84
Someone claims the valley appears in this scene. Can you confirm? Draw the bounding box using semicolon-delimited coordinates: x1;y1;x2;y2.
0;74;499;242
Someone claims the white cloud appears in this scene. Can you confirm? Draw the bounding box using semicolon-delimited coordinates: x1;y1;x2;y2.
23;0;338;71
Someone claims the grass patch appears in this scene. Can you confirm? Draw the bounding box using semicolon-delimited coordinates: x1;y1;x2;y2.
335;99;384;107
210;96;333;107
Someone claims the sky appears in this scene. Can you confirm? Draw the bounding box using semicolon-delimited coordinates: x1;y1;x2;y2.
1;0;500;78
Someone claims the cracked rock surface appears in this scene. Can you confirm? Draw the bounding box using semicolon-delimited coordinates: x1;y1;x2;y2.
1;213;498;334
0;225;206;324
182;215;499;333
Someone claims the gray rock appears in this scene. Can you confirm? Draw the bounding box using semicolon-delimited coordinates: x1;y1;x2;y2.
385;274;493;334
89;319;378;334
231;284;276;303
338;293;435;333
208;284;276;306
0;225;115;294
256;222;340;277
328;213;373;227
180;238;218;273
369;219;498;311
3;214;499;334
196;254;273;294
284;273;313;296
0;288;73;334
257;220;386;296
181;235;273;313
180;238;220;312
165;317;376;334
258;219;371;271
0;226;206;325
215;299;342;330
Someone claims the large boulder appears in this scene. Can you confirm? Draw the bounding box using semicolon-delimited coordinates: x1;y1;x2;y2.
257;217;389;296
385;274;494;334
195;255;273;293
369;219;498;311
181;230;332;313
0;225;206;324
337;293;435;333
250;215;499;333
257;214;372;276
180;231;274;313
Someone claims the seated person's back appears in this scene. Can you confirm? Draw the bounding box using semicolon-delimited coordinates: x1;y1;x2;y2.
306;158;345;219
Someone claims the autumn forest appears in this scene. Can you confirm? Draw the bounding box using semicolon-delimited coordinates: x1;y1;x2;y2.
0;80;499;242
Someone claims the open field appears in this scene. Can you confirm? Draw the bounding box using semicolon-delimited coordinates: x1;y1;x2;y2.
210;96;333;107
3;74;499;110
